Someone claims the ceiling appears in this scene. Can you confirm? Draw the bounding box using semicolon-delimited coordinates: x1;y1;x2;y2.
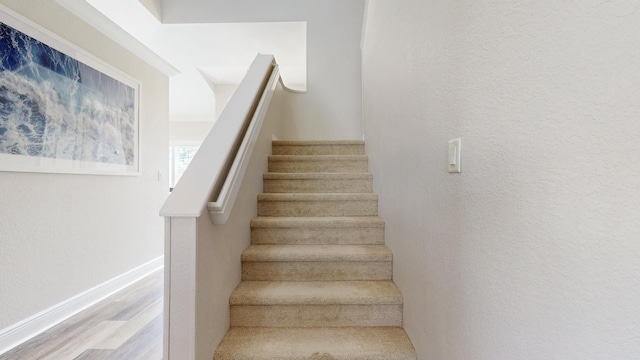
86;0;306;122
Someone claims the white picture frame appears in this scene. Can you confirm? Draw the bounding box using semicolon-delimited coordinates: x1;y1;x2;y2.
0;5;140;176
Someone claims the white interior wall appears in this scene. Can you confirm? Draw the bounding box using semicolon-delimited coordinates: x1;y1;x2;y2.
161;0;365;140
139;0;162;21
362;1;640;359
0;0;168;331
213;84;238;120
169;122;214;145
169;85;237;146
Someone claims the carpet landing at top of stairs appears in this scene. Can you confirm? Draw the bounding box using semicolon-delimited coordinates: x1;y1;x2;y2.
214;140;417;360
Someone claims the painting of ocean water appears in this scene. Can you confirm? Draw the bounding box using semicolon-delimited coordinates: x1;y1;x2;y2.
0;19;138;174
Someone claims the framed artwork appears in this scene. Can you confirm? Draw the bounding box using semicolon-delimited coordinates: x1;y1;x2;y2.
0;5;140;176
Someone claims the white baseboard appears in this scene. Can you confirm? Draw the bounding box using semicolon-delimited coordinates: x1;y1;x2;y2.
0;256;164;355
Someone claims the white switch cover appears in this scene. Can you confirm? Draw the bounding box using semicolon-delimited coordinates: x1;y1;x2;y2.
448;138;461;173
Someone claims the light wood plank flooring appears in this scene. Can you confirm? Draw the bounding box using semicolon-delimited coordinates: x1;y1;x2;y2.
0;270;163;360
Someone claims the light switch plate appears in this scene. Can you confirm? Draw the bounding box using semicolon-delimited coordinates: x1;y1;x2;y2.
448;138;461;173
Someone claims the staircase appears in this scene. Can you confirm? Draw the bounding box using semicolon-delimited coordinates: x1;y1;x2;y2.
214;140;417;360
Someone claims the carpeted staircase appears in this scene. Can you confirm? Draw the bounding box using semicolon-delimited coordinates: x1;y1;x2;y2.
214;140;417;360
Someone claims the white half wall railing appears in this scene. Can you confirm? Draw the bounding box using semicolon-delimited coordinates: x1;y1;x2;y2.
159;54;280;359
160;54;276;222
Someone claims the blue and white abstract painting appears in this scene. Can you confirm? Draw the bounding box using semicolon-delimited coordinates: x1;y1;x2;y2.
0;20;138;173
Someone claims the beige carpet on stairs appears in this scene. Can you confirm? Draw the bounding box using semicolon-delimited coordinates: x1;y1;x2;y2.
213;140;417;360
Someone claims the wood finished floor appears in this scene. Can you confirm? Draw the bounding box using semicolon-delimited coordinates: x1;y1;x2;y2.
0;270;163;360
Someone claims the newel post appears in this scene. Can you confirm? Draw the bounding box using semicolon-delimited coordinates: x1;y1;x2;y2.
164;216;197;360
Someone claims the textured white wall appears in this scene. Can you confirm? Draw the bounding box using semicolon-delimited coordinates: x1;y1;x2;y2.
170;122;214;145
362;1;640;359
161;0;365;140
0;0;168;330
139;0;162;21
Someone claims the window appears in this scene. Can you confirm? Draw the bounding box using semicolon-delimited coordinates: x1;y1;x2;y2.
169;145;199;189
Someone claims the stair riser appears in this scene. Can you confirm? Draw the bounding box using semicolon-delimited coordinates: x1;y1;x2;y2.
251;227;385;245
231;304;402;327
264;178;373;193
242;262;392;281
214;327;418;360
258;200;378;217
272;145;365;156
268;159;368;173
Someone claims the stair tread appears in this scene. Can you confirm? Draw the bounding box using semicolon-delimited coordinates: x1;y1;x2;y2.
258;193;378;201
269;155;368;173
230;281;402;305
251;216;385;228
263;172;373;179
242;245;392;262
214;327;417;360
269;155;368;161
273;140;365;146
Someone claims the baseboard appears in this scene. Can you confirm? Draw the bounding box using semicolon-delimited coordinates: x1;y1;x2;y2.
0;256;164;355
